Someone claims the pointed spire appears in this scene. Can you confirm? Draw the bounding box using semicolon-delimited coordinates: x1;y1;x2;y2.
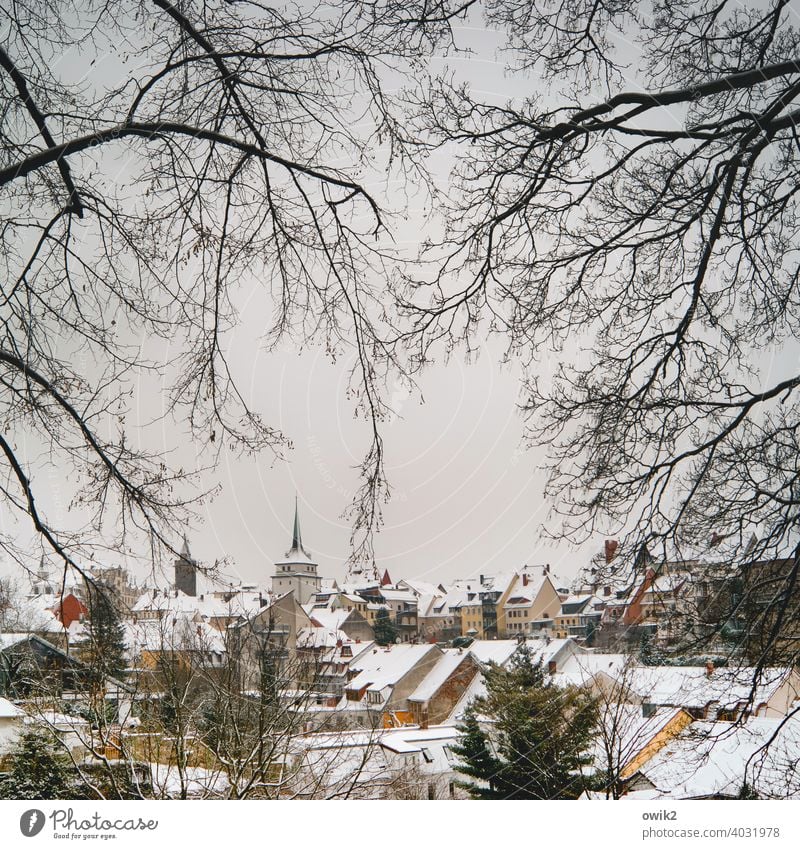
292;495;302;552
285;497;311;560
180;534;192;561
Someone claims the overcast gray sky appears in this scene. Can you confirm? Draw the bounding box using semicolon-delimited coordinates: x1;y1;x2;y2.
0;8;611;590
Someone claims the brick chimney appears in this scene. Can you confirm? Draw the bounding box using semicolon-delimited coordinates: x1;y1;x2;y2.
605;539;619;564
604;585;612;597
705;660;715;677
522;574;529;587
547;660;557;675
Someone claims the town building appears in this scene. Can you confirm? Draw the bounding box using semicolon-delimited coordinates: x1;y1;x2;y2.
271;501;322;605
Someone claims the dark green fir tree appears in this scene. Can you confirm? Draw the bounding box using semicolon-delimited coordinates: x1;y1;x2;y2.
85;581;128;682
451;644;599;799
373;607;398;646
0;730;83;800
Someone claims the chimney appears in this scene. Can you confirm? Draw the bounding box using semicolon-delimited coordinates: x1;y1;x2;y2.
604;585;612;597
547;660;557;675
705;660;715;677
545;563;550;574
420;706;429;730
522;574;528;586
605;539;619;564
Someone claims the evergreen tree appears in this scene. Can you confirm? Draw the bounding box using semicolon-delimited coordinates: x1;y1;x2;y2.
638;629;664;666
85;582;128;681
451;645;599;799
373;608;398;646
0;730;84;800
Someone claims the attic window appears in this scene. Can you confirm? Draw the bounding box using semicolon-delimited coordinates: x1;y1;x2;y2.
421;748;434;763
341;645;352;657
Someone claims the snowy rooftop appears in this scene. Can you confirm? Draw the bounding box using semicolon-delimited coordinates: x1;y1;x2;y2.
633;717;800;799
408;649;476;703
467;640;519;667
0;697;24;719
347;644;440;692
397;579;443;598
378;589;417;603
626;665;793;711
589;705;687;773
559;652;629;680
309;608;354;632
125;616;226;654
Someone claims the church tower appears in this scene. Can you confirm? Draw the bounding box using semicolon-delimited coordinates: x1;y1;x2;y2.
272;499;322;604
174;535;198;597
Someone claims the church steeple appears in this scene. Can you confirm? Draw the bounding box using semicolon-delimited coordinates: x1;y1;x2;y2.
292;497;303;551
285;496;311;561
273;497;320;604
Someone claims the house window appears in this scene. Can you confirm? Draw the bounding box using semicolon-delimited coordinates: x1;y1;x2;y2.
341;645;352;657
421;748;434;763
367;690;382;705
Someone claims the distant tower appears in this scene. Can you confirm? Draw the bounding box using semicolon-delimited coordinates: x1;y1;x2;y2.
272;499;322;604
174;535;197;597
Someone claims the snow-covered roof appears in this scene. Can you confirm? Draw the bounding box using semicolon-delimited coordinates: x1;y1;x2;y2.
297;625;350;650
125;616;226;654
0;697;24;719
408;650;476;703
560;594;594;612
309;608;354;631
23;710;90;730
467;640;519;667
290;724;462;797
148;762;230;799
590;705;687;773
0;633;32;650
378;589;417;604
398;579;443;598
647;575;686;594
341;593;366;604
626;666;793;711
632;717;800;799
378;724;461;754
559;652;629;680
479;572;516;595
346;644;440;693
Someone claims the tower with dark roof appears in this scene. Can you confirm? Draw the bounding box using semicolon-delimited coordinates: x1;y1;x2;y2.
272;499;322;604
174;534;197;597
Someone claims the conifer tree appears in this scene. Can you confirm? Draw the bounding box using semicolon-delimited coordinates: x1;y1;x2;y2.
373;608;398;646
0;730;83;800
85;582;128;682
452;645;599;799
